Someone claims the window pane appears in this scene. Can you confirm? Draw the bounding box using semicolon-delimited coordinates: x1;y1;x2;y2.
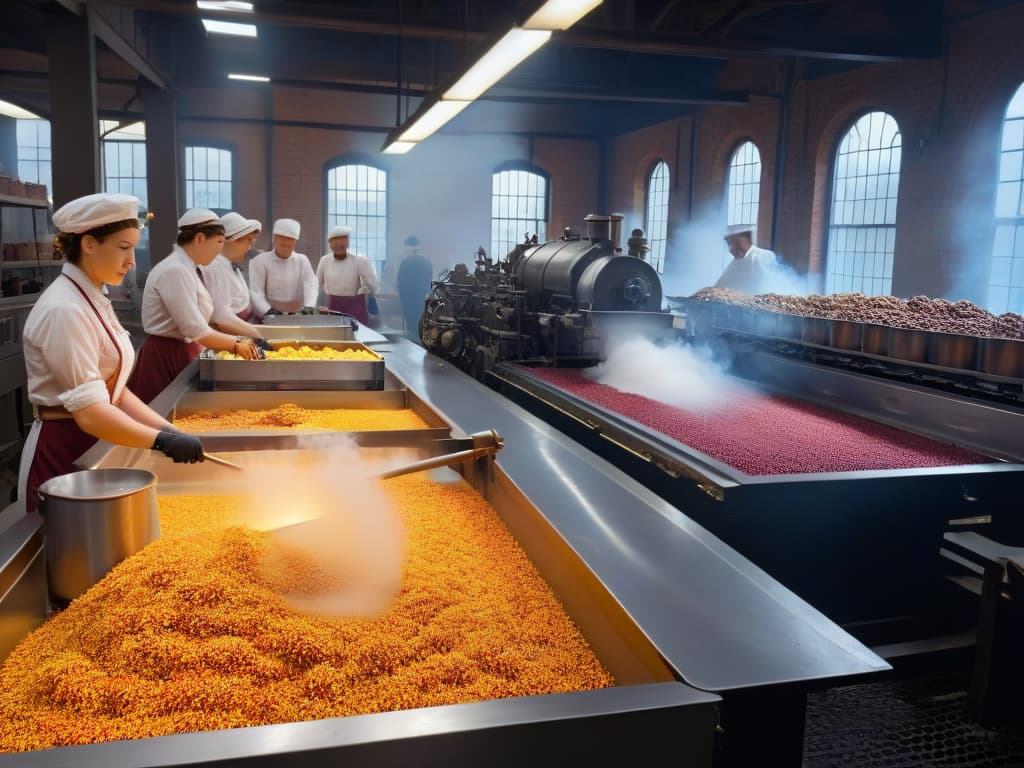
825;112;900;296
490;167;548;259
184;146;233;210
325;162;389;272
723;141;761;271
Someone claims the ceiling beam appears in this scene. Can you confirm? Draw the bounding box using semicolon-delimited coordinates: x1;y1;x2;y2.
87;5;168;90
94;0;939;62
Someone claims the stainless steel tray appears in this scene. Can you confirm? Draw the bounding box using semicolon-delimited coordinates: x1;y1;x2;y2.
258;324;355;342
198;341;385;391
261;314;354;327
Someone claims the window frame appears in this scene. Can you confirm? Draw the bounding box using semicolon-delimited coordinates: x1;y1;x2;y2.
490;160;550;259
322;153;390;276
15;118;52;194
644;159;670;274
988;83;1024;316
723;139;762;271
823;111;902;297
182;141;236;215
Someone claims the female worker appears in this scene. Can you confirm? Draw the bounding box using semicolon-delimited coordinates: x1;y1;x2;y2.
127;209;264;403
200;211;265;330
19;193;205;514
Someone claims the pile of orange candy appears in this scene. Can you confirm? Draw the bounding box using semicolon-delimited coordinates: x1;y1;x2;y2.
0;475;612;752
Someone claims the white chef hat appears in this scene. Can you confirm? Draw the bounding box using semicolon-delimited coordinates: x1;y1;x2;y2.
178;208;220;228
273;218;301;239
328;225;352;239
724;224;754;241
249;219;262;234
220;211;259;241
52;193;140;234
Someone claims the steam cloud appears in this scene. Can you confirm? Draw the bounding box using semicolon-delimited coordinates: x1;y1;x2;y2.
586;333;749;410
229;436;407;618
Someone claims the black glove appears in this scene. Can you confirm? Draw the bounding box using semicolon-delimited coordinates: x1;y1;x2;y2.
366;296;379;316
253;337;274;352
153;430;205;464
264;308;281;317
300;306;315;315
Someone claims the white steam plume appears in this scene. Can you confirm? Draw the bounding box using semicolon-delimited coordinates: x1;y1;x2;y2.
586;334;749;410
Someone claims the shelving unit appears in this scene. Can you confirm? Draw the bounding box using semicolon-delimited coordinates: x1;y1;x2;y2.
0;191;54;504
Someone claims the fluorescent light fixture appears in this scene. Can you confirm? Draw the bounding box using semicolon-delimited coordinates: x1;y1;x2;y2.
398;100;471;143
0;99;40;119
382;141;417;155
443;28;551;101
202;18;257;36
228;73;270;82
523;0;603;30
197;1;254;11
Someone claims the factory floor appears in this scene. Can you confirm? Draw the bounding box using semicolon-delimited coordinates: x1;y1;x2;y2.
804;674;1024;767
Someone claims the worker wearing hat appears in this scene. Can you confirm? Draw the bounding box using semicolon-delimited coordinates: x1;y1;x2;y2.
128;208;265;404
200;211;270;335
715;224;780;295
248;218;318;319
19;193;207;514
315;224;378;324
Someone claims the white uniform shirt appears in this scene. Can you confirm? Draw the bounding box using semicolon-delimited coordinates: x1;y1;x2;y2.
715;245;780;295
201;253;251;323
23;263;135;412
248;250;318;315
141;246;215;341
316;251;378;298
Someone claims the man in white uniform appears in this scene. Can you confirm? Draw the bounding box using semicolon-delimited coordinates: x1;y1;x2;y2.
248;218;318;318
316;225;378;324
715;226;780;295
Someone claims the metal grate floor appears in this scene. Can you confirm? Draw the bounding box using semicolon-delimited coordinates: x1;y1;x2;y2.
804;677;1024;767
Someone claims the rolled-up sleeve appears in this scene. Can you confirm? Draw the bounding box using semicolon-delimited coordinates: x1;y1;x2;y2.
156;270;214;341
34;309;113;412
359;257;378;295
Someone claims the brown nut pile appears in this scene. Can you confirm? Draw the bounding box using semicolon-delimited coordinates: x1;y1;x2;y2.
690;287;1024;339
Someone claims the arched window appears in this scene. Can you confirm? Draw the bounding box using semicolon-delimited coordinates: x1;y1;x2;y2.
491;164;548;258
724;141;761;266
102;123;150;279
645;160;669;273
825;112;902;296
325;162;388;274
989;83;1024;315
16;119;51;193
184;145;233;213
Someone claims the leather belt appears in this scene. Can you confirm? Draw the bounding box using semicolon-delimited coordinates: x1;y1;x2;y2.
35;405;74;421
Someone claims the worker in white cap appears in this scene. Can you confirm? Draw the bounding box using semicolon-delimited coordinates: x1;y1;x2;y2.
315;224;378;324
128;209;264;404
199;212;270;338
19;193;207;514
715;225;780;295
248;217;318;318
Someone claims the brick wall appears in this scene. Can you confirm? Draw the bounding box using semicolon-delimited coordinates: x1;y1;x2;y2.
174;85;599;279
605;2;1024;303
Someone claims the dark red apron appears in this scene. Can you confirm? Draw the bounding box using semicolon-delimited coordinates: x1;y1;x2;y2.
127;335;202;404
327;293;368;324
26;275;123;514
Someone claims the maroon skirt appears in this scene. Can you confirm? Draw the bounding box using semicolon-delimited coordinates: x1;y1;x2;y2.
26;419;99;515
328;294;368;324
127;335;202;404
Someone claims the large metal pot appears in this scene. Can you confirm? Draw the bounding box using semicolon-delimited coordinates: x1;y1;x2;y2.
36;468;160;602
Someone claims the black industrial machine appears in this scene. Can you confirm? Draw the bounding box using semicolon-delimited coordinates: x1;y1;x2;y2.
420;214;676;378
